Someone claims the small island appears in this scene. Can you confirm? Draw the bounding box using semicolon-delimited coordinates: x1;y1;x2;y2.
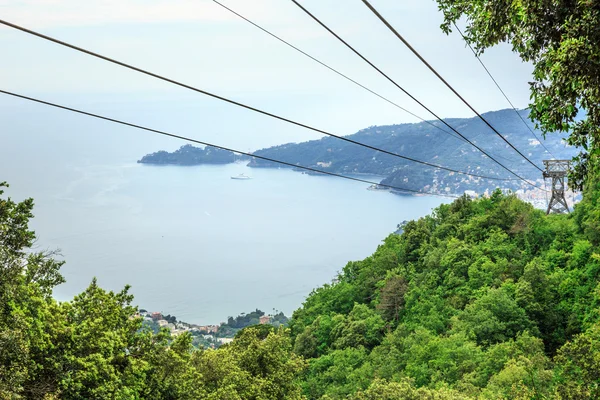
138;144;238;166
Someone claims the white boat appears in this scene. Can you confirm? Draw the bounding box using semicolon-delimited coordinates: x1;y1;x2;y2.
231;173;252;180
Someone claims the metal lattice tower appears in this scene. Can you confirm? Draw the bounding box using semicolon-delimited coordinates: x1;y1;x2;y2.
543;160;571;214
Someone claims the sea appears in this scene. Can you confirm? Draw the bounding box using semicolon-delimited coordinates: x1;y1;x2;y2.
1;102;447;324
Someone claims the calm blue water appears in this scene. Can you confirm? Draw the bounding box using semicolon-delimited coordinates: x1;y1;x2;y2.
1;103;447;324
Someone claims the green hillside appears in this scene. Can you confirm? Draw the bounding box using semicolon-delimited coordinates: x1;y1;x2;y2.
2;172;600;398
288;176;600;399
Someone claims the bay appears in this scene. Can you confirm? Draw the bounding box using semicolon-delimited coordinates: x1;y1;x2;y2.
1;104;447;324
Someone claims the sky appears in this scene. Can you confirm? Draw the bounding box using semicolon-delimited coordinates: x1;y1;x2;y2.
0;0;535;153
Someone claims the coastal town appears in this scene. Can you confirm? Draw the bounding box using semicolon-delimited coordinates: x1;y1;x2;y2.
137;309;286;348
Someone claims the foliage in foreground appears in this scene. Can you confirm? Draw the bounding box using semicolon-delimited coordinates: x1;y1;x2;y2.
290;172;600;399
3;170;600;399
0;182;305;400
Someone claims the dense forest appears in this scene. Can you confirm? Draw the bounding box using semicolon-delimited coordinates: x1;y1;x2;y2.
138;144;237;165
2;171;600;398
288;176;600;398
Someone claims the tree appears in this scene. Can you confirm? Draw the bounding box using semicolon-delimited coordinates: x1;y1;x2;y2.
376;275;408;323
351;378;471;400
0;182;35;254
573;169;600;245
477;333;554;399
235;324;275;340
389;328;482;388
55;280;145;398
301;347;370;399
197;327;306;400
436;0;600;189
453;286;536;347
0;182;66;398
331;304;385;351
553;322;600;399
293;314;343;358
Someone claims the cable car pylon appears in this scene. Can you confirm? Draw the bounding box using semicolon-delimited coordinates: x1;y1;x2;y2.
543;160;571;214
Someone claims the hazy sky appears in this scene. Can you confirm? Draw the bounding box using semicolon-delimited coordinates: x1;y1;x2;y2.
0;0;534;152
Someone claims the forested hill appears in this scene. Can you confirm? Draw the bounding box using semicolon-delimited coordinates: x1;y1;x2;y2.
288;181;600;398
138;144;237;165
3;177;600;398
251;109;576;194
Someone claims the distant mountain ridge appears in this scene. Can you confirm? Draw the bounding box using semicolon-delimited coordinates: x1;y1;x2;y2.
250;109;576;195
138;109;576;195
